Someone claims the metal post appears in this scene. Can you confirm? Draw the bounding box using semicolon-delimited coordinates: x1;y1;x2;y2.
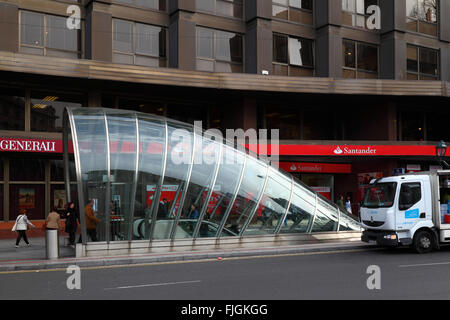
45;229;59;260
307;194;319;234
128;112;140;241
103;110;111;243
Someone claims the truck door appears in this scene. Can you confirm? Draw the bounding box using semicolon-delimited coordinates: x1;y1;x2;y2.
396;181;425;231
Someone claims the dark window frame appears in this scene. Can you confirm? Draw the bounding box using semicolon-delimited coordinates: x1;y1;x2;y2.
197;0;244;19
112;0;167;12
272;33;315;77
272;0;314;25
406;0;439;37
406;44;440;80
342;39;379;79
19;10;83;59
399;182;422;211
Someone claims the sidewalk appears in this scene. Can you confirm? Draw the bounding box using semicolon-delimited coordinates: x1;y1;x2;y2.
0;237;379;272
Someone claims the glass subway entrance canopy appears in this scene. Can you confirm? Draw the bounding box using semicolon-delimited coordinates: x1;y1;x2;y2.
63;108;360;244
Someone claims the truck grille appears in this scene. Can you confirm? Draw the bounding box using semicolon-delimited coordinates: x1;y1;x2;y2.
362;220;385;227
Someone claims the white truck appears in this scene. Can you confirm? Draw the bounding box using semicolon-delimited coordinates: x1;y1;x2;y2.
361;170;450;253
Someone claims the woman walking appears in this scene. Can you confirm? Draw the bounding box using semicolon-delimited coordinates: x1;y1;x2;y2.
65;202;78;246
13;209;35;248
46;207;61;231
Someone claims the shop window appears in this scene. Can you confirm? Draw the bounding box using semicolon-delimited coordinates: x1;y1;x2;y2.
0;88;25;131
273;0;313;25
426;109;450;142
113;0;167;11
10;159;45;181
9;184;45;220
342;40;378;79
167;104;209;128
273;34;314;77
113;19;167;67
302;108;335;140
399;183;422;211
196;27;243;73
197;0;243;19
20;11;82;58
51;159;76;182
0;184;3;221
0;160;3;181
31;91;86;132
406;0;438;36
399;108;425;141
342;0;378;30
407;45;439;80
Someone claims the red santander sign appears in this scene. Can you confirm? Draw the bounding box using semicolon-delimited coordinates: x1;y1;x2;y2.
278;162;351;174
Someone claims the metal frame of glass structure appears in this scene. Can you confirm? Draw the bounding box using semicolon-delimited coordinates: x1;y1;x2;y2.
63;107;360;245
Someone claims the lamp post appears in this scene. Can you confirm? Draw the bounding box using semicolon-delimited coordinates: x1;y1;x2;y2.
436;141;449;169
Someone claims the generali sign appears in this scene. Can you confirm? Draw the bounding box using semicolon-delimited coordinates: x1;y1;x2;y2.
246;144;439;157
0;138;63;153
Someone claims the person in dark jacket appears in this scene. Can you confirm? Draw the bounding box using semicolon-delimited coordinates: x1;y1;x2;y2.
65;202;79;246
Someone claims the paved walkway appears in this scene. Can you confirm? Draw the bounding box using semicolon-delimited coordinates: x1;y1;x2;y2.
0;235;378;272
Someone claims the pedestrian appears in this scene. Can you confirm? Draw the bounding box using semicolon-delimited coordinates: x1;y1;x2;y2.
85;199;100;242
188;204;199;220
157;198;168;219
46;207;62;230
13;209;35;248
345;196;352;214
337;195;345;209
65;202;78;246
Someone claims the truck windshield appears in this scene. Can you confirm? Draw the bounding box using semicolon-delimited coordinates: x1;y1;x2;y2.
362;182;397;208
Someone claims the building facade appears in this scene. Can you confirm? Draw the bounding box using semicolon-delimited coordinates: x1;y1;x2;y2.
0;0;449;222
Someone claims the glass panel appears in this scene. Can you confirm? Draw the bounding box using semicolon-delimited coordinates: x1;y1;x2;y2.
177;134;221;238
113;53;134;65
406;18;418;32
207;146;245;232
197;0;215;13
154;121;193;239
0;185;3;221
289;37;313;67
343;40;356;68
289;66;314;77
136;23;161;57
72;109;108;242
244;169;291;236
216;32;242;63
0;87;25;131
51;184;78;215
106;110;137;241
220;156;267;237
197;59;214;72
273;5;288;20
357;43;378;72
419;22;437;36
273;34;288;64
10;159;45;181
357;71;378;79
135;55;159;67
311;197;339;232
197;27;214;59
132;115;166;240
407;45;418;73
419;47;438;76
339;210;361;231
342;69;356;79
46;14;78;52
113;19;133;53
406;0;418;18
279;186;315;234
31;91;85;132
50;159;76;182
273;64;288;76
20;11;44;46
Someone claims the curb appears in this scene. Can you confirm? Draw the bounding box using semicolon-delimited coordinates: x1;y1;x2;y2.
0;242;380;272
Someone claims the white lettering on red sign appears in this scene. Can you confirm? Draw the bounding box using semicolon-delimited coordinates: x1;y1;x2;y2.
0;139;57;152
333;146;377;155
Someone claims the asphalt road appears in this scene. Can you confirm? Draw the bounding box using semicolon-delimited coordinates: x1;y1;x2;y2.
3;246;450;300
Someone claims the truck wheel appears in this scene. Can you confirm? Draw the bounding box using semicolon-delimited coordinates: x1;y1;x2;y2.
413;230;433;254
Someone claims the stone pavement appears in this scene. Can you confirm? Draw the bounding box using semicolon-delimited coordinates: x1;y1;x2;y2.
0;235;379;272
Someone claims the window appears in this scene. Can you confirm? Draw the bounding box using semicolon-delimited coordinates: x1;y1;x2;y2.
273;34;314;77
272;0;313;24
31;91;86;132
197;0;243;19
113;19;167;67
113;0;166;11
399;183;422;211
196;27;243;73
20;11;81;58
407;45;439;80
342;40;378;79
362;183;397;208
0;87;25;131
342;0;378;30
406;0;438;36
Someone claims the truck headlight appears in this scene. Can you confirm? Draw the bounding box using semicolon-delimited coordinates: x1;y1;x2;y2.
383;235;397;240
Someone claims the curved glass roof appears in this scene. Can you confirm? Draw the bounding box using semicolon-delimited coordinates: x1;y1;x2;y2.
64;107;360;243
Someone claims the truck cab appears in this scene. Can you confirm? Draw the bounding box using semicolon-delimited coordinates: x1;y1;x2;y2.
361;170;450;253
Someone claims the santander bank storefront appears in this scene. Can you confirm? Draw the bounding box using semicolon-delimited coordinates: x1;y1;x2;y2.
257;143;447;216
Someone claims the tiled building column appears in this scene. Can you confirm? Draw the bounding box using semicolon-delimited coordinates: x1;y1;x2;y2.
315;0;343;78
85;0;113;62
245;0;272;75
168;0;196;71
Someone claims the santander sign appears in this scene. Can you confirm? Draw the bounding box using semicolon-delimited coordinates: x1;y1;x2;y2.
333;145;377;156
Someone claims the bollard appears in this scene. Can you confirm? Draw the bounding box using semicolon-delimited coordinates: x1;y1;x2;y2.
45;229;59;260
